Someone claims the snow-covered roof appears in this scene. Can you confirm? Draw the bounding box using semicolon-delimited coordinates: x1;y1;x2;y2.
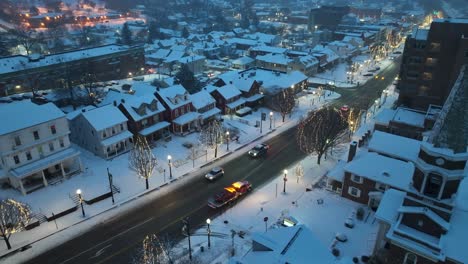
190;90;216;109
172;111;199;125
412;28;429;41
120;95;165;122
156;85;191;110
374;108;396;126
178;55;206;64
216;84;241;100
392;107;426;127
244;33;278;44
243;225;335;264
368;131;421;162
433;18;468;24
66;105;96;121
375;188;406;223
344;152;414;191
232;56;255;65
250;45;287;54
0;101;65;136
101;130;133;147
82;104;128;131
0;44;136;75
327;160;346;182
227;38;259;46
256;53;292;65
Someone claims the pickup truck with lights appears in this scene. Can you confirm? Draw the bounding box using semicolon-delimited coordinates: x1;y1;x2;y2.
208;181;252;209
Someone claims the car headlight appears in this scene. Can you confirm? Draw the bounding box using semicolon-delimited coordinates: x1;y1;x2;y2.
253;153;257;156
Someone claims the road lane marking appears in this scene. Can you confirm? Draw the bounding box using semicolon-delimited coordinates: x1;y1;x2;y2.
62;217;154;263
89;244;112;259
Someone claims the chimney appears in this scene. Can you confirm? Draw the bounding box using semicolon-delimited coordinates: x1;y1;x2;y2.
347;141;357;162
81;108;86;112
121;99;125;103
113;100;117;106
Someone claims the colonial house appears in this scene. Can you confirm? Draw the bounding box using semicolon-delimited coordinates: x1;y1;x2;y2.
155;85;198;134
231;56;256;70
214;70;264;108
255;53;292;73
210;84;245;115
0;101;82;195
68;104;132;159
117;95;170;143
289;55;320;76
190;90;221;127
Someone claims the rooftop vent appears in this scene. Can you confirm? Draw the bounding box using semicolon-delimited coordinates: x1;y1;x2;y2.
382;171;390;177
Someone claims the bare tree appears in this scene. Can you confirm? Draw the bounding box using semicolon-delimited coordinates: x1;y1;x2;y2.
10;25;40;55
199;120;225;158
129;136;157;190
79;72;98;105
0;199;31;250
186;143;204;168
297;107;348;164
136;234;175;264
273;89;296;122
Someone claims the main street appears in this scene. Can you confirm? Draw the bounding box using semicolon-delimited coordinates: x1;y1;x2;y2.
24;58;401;264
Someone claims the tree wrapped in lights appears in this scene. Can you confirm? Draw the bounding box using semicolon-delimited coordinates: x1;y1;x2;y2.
295;163;304;183
273;89;296;122
345;107;362;136
199;120;225;159
136;234;175;264
129;136;157;190
0;199;31;250
297;107;348;164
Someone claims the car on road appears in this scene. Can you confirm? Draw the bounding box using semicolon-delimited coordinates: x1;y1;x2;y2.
248;144;269;158
205;167;224;181
208;181;252;209
363;73;373;77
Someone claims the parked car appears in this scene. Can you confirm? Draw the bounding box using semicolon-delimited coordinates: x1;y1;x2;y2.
363;73;373;77
205;167;224;181
344;218;355;228
248;144;269;158
335;233;348;242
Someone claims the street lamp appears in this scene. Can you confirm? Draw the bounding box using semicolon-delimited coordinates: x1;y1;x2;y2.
76;189;85;217
283;170;288;193
226;131;230;151
107;168;114;204
167;155;173;179
374;99;379;113
349;121;354;138
269;112;273;129
206;218;211;248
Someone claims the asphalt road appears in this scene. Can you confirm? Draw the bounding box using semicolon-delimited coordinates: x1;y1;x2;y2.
23;58;402;264
24;126;307;264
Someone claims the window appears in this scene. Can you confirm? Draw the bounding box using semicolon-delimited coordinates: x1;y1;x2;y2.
351;175;363;184
422;72;433;81
13;155;20;164
14;136;21;146
180;106;185;115
50;125;56;134
348;187;361;197
120;124;124;131
376;183;387;192
141;119;148;127
417;220;424;227
49;142;54;151
59;139;65;148
33;131;40;140
153;115;159;123
112;128;115;135
103;131;107;138
403;252;418;264
26;151;32;160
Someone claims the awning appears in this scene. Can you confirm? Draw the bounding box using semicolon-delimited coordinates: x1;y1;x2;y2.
139;121;171;136
244;94;264;102
226;98;246;109
200;108;221;120
10;148;81;179
173;112;199;125
101;130;133;147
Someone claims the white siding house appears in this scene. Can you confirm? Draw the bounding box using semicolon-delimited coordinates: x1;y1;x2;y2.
0;101;82;195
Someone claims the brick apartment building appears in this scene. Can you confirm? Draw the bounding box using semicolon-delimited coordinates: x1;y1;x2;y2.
397;18;468;110
0;44;145;96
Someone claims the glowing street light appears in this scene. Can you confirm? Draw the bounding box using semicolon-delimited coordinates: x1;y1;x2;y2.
76;189;85;217
226;131;230;151
269;112;273;129
206;218;211;248
167;155;173;179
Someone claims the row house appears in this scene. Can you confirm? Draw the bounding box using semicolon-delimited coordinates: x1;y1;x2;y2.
210;84;246;115
289;55;320;76
0;101;82;195
176;55;206;75
248;46;287;58
255;53;292;73
214;70;264;108
118;95;170;143
68;104;132;159
326;41;358;59
155;85;198;134
0;44;145;96
190;90;221;127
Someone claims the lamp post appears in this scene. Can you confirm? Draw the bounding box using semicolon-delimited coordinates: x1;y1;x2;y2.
206;218;211;249
226;131;230;151
182;217;192;260
269;112;273;129
349;121;354;138
283;170;288;193
168;155;173;179
76;189;85;217
107;168;114;204
373;99;379;114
